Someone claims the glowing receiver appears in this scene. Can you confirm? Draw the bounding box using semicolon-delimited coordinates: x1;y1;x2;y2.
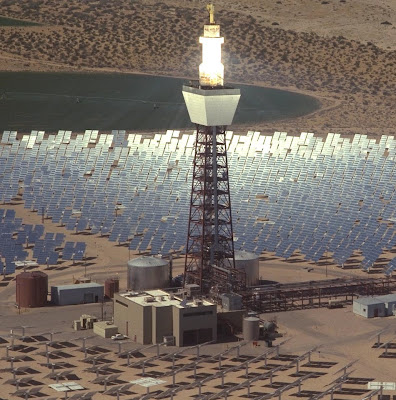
199;20;224;87
183;3;240;126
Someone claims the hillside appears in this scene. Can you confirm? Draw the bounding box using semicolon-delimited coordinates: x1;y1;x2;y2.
0;0;395;135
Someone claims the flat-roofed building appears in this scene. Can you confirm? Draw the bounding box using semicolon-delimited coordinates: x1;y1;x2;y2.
374;294;396;316
113;290;217;346
93;321;118;338
51;283;104;306
353;297;386;318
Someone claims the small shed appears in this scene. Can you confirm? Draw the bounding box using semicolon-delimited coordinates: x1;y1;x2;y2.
353;297;386;318
93;321;118;338
51;283;104;306
375;294;396;316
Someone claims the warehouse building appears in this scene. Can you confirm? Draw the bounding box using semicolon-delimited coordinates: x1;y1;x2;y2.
375;294;396;316
113;290;217;346
51;283;104;306
353;297;386;318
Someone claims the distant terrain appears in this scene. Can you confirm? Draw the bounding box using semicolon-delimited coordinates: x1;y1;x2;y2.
0;0;395;135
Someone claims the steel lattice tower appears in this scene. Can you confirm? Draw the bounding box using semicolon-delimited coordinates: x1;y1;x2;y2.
182;4;246;293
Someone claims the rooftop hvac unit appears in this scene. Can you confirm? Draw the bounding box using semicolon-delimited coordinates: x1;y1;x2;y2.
194;299;203;306
144;296;155;303
125;291;140;298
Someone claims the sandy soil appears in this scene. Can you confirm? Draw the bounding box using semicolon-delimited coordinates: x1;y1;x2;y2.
0;201;395;398
0;0;395;136
0;1;395;398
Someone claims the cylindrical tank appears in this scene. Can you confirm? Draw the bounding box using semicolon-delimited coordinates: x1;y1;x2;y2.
243;316;260;341
230;250;260;287
16;271;48;308
127;256;170;291
105;278;119;299
262;321;276;333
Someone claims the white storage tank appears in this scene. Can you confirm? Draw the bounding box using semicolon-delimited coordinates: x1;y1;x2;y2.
230;250;260;287
243;316;260;341
127;256;170;291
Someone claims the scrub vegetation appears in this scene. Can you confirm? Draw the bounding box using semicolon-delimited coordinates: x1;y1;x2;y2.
0;0;394;135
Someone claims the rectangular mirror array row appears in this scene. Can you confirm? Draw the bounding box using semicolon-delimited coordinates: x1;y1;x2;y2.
0;208;86;274
1;130;395;275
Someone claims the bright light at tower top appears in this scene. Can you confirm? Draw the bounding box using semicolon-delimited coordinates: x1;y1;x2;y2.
199;3;224;88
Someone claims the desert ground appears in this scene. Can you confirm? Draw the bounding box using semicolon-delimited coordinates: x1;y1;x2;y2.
0;201;395;399
0;0;395;136
0;1;396;399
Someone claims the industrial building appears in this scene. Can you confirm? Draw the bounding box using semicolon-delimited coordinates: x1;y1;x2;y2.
113;289;217;346
51;283;104;306
353;297;386;318
373;294;396;316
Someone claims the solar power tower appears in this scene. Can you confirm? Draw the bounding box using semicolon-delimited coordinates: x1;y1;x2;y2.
182;4;245;293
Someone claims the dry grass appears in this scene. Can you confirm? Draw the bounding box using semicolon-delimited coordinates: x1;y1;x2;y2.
0;0;395;135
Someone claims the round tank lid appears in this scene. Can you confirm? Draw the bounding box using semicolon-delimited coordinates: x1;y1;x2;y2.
17;271;48;279
244;316;260;322
234;250;259;261
128;256;168;267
